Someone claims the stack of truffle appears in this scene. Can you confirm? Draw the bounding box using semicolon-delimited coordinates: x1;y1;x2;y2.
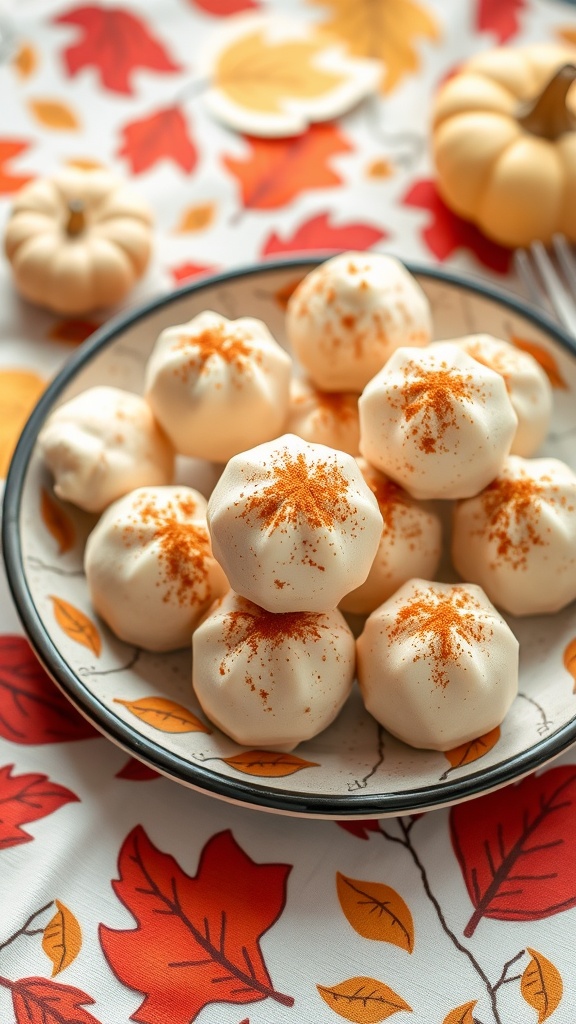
38;251;576;754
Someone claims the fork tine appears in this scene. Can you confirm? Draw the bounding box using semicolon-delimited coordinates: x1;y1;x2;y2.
530;240;576;334
514;248;548;308
553;233;576;296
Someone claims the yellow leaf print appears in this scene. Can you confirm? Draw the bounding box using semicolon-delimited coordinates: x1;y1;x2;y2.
0;369;45;478
114;697;211;734
336;872;414;952
42;901;82;977
13;43;38;79
311;0;440;93
317;976;412;1022
521;948;563;1023
28;99;80;131
50;597;101;657
174;202;216;233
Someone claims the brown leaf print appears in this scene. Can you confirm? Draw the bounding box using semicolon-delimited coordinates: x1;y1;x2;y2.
336;872;414;953
173;202;216;233
442;727;500;777
521;948;563;1023
317;977;412;1022
41;489;75;554
28;98;80;130
510;335;568;389
441;1003;478;1024
222;750;319;777
563;637;576;692
42;900;82;976
50;597;101;657
114;697;211;734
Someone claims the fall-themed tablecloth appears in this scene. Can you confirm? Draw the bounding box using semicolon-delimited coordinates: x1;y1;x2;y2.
2;2;576;1023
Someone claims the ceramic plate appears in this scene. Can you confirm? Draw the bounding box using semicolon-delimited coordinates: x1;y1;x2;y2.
4;259;576;819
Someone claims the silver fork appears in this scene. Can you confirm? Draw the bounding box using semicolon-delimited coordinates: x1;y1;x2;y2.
514;235;576;335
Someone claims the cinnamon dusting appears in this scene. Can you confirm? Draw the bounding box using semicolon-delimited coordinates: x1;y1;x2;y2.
479;472;552;569
395;360;479;454
172;323;256;380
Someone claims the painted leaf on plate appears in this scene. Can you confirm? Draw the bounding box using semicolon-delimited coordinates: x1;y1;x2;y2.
42;901;82;976
222;123;352;210
50;597;101;657
0;141;34;194
11;978;102;1024
442;727;500;776
0;369;45;477
0;635;97;743
48;319;100;345
337;819;381;840
116;757;160;781
563;637;576;691
99;826;294;1020
336;872;414;952
262;211;386;256
114;697;211;734
12;43;38;78
521;948;563;1023
442;1003;478;1024
450;765;576;937
54;6;181;94
118;106;197;175
317;976;412;1022
0;764;79;849
509;335;568;389
222;750;319;777
28;99;79;130
41;488;75;554
174;202;216;233
476;0;525;43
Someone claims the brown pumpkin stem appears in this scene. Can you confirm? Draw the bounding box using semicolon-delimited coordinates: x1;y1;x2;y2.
65;199;86;236
517;63;576;140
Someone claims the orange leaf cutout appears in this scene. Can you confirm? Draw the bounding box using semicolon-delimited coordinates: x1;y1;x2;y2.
563;637;576;692
41;488;76;554
222;750;319;777
174;202;216;233
317;976;412;1022
366;158;395;179
0;369;45;478
42;900;82;977
114;697;211;734
510;335;568;389
521;948;563;1023
28;98;80;130
50;597;101;657
336;872;414;952
13;43;38;79
442;1003;477;1024
443;727;501;772
274;276;306;310
48;319;100;345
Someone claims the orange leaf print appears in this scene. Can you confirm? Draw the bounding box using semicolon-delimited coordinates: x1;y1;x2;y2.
50;597;101;657
114;697;211;734
48;319;100;345
41;488;76;554
521;948;563;1023
441;1003;477;1024
28;98;80;130
336;872;414;952
66;157;105;170
13;43;38;79
510;335;568;389
312;0;439;94
222;750;319;777
442;727;501;775
173;202;216;233
366;158;395;179
0;369;45;477
42;900;82;976
317;977;412;1022
563;637;576;692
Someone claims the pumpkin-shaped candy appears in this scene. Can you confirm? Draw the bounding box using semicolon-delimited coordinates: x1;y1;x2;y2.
432;44;576;248
4;167;153;315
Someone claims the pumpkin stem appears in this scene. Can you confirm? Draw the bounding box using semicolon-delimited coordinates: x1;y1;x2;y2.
65;199;86;236
517;63;576;140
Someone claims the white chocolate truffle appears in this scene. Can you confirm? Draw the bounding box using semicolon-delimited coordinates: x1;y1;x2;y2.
144;310;292;463
358;343;518;500
357;579;519;751
286;377;360;456
286;252;432;393
207;434;383;613
452;456;576;616
84;486;229;651
193;591;355;750
447;334;553;457
340;459;442;615
38;386;174;514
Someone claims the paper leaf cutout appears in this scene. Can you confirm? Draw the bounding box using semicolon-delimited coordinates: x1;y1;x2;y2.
41;488;75;554
317;977;412;1022
442;727;500;776
0;369;45;477
0;764;78;849
336;873;414;952
99;826;294;1019
170;262;218;286
521;948;563;1023
50;597;101;657
563;637;576;692
337;819;381;840
118;106;197;175
312;0;439;94
13;43;38;78
48;319;100;345
222;750;319;777
42;901;82;977
54;6;181;94
442;1003;478;1024
114;697;211;734
476;0;525;43
28;99;79;130
509;335;568;389
450;765;576;937
174;202;216;233
0;635;97;744
10;977;101;1024
262;211;386;256
0;140;34;194
223;123;352;210
116;758;160;781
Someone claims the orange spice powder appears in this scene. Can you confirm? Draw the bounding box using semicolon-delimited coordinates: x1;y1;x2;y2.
239;451;355;533
171;322;256;380
395;360;479;454
294;388;358;426
463;342;511;392
479;473;550;569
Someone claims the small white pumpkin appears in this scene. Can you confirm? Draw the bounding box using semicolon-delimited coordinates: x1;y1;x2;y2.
4;167;153;315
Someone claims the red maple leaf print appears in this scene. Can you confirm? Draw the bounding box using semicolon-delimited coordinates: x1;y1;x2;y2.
116;758;160;781
451;765;576;937
99;827;293;1021
476;0;526;43
118;107;197;175
169;262;218;286
193;0;259;11
223;124;353;211
0;635;97;743
402;179;512;274
10;977;102;1024
262;213;387;256
54;6;181;95
0;140;33;194
0;764;79;849
336;819;381;840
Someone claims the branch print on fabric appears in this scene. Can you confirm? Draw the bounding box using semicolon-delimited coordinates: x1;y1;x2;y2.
99;827;294;1022
0;764;78;849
